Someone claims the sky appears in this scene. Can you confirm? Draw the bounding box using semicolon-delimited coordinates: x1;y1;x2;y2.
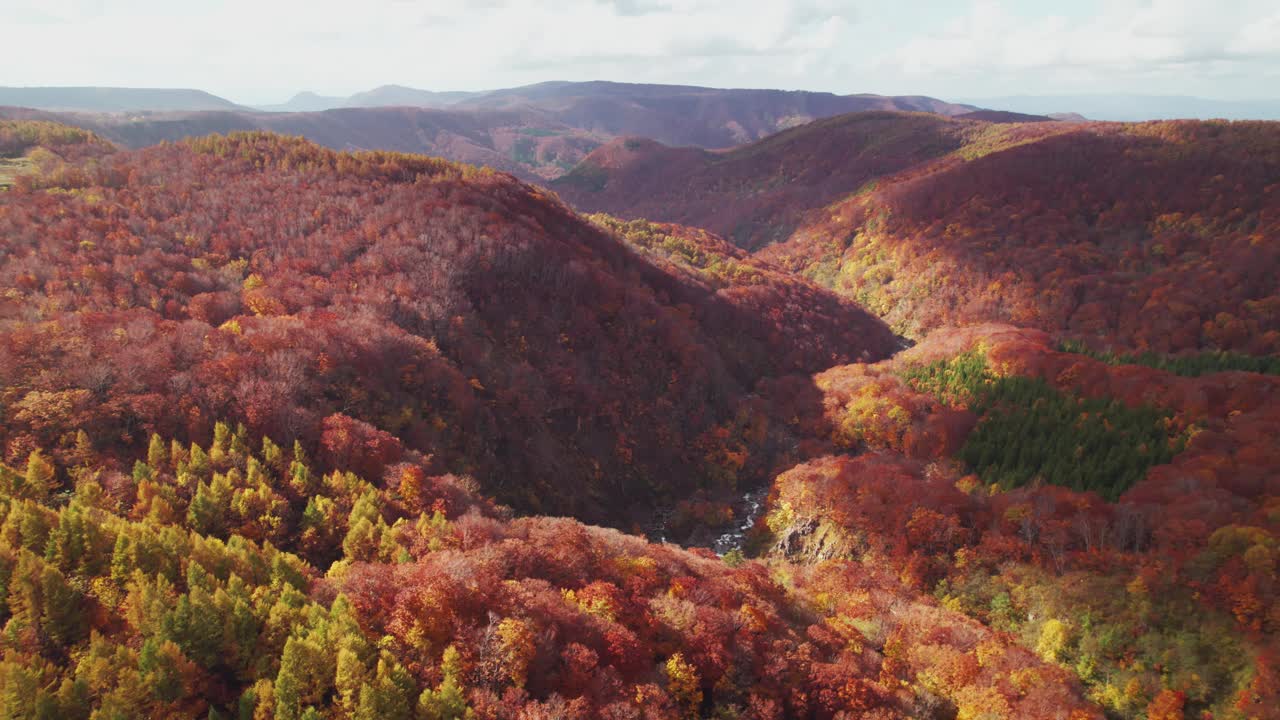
4;0;1280;105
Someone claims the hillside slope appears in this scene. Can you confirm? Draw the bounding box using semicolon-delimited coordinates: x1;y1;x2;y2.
761;119;1280;354
553;112;976;250
0;106;605;181
0;418;1103;719
0;126;896;526
752;324;1280;718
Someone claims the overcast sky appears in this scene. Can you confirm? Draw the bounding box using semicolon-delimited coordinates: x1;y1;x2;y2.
5;0;1279;105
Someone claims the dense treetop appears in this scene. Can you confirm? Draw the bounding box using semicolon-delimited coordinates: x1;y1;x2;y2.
0;420;1106;719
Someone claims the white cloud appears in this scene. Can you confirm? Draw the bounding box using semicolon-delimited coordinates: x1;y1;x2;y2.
879;0;1280;92
1232;9;1280;57
1;0;1276;103
4;0;866;101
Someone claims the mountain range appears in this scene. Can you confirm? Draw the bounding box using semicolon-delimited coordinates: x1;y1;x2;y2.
0;81;977;180
257;85;483;112
8;83;1280;123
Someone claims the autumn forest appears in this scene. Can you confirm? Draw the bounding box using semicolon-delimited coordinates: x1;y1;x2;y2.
0;87;1277;720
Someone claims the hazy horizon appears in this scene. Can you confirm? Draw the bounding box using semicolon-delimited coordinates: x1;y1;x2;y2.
7;82;1280;110
7;0;1279;106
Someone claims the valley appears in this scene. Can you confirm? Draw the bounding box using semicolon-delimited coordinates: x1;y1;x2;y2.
0;93;1275;720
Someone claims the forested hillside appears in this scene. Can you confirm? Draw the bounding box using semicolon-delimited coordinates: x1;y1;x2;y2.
545;111;1280;356
756;324;1280;719
0;420;1104;719
553;112;973;250
0;125;895;528
762;120;1280;353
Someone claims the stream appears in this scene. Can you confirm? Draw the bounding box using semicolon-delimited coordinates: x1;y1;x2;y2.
646;485;770;556
711;486;770;556
644;337;913;555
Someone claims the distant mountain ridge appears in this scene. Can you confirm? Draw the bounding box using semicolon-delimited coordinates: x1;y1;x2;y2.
347;84;481;108
0;81;979;180
963;94;1280;121
455;81;978;149
254;85;482;112
254;91;347;112
256;81;977;121
955;109;1055;123
0;86;248;113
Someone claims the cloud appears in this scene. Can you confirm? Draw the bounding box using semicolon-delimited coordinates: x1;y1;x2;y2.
479;0;855;65
599;0;672;17
881;0;1280;79
1232;9;1280;58
1;0;1275;103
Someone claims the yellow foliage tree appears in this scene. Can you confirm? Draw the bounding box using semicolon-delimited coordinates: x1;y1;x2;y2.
664;653;702;719
1035;618;1070;663
24;450;55;500
495;618;536;688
